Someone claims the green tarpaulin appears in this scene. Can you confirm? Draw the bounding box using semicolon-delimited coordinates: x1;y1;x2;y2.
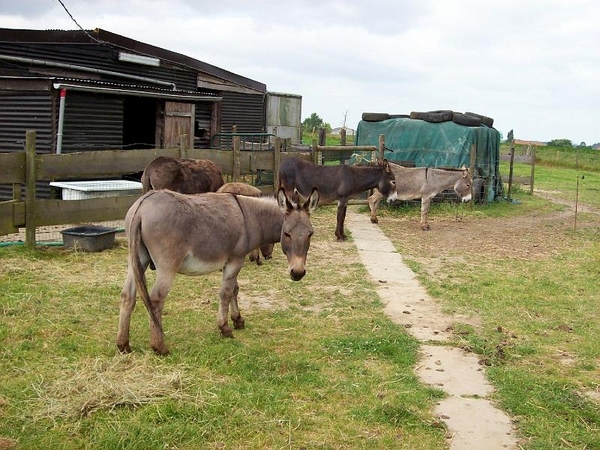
354;118;502;201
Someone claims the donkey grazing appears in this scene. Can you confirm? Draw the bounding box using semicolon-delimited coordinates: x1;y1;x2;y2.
117;187;319;355
278;157;397;241
368;163;472;230
141;156;224;194
217;182;274;265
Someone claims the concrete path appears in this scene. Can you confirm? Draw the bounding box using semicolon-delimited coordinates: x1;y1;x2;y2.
346;210;517;450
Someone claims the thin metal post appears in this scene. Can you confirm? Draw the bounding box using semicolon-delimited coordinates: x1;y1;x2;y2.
56;89;66;154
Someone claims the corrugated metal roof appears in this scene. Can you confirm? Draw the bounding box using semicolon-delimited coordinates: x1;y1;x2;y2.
0;27;267;93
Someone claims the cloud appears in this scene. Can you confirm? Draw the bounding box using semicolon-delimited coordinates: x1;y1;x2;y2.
0;0;598;143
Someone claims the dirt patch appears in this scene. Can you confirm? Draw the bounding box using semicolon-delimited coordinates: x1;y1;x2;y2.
377;204;597;285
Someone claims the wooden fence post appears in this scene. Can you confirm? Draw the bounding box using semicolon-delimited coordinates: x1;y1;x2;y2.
25;130;37;249
318;128;326;146
340;128;346;146
529;146;536;195
312;139;319;164
507;139;516;201
378;134;385;160
233;135;241;181
274;137;282;189
179;134;188;159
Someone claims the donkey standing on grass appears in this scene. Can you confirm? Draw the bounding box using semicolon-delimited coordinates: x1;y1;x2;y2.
278;157;397;241
116;187;319;355
217;181;274;265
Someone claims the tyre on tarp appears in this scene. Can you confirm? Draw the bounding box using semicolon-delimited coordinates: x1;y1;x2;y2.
465;111;494;127
452;112;482;127
409;110;454;123
361;112;391;122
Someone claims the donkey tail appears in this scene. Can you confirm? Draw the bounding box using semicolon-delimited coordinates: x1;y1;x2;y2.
141;171;153;193
129;193;162;332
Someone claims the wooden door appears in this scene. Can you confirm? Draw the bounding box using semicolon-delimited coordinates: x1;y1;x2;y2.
161;102;195;149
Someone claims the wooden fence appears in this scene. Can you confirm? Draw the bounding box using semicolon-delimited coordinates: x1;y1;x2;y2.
0;131;383;248
501;140;536;200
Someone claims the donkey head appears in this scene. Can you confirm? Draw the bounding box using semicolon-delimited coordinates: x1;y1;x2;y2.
378;159;398;203
277;187;319;281
455;168;473;202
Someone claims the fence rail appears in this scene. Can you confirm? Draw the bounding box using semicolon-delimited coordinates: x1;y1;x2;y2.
0;131;385;247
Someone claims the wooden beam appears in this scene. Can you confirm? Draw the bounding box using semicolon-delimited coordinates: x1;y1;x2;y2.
25;131;37;248
35;196;139;226
0;152;26;183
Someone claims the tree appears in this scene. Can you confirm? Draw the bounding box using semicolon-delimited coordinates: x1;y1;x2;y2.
302;113;331;134
547;139;573;147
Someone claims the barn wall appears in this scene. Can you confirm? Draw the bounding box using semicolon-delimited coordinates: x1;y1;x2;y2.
61;92;124;152
220;91;265;134
0;91;53;153
266;92;302;143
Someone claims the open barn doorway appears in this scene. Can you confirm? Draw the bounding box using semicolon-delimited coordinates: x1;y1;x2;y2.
123;96;157;150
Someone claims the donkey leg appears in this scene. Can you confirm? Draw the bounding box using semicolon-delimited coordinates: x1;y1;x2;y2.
248;248;261;265
260;243;274;260
335;201;348;241
420;198;432;231
147;271;175;355
117;269;137;353
218;259;244;337
368;190;383;224
230;281;245;330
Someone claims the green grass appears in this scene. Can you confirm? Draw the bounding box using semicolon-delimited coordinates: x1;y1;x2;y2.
501;143;600;172
0;206;446;450
500;161;600;209
374;182;600;449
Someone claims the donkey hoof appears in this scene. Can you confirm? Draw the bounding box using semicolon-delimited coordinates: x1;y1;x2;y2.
117;342;131;354
233;317;245;330
220;326;234;338
151;344;170;356
152;347;170;356
370;218;379;224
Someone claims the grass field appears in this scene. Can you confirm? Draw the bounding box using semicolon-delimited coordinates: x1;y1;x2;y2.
0;207;448;450
1;139;599;449
370;163;599;449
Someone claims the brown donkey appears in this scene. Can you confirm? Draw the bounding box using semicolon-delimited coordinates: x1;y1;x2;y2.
117;187;319;355
278;157;397;241
141;156;224;194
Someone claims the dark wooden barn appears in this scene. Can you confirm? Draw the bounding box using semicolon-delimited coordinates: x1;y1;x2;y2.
0;27;268;154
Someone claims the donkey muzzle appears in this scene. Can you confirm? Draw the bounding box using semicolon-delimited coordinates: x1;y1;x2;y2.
290;268;306;281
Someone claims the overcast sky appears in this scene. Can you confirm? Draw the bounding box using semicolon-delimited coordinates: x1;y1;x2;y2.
1;0;599;144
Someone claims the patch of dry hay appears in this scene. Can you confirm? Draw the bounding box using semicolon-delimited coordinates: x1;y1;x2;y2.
31;353;193;420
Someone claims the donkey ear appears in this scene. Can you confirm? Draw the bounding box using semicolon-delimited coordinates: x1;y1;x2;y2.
303;187;319;213
383;159;391;173
277;187;294;211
